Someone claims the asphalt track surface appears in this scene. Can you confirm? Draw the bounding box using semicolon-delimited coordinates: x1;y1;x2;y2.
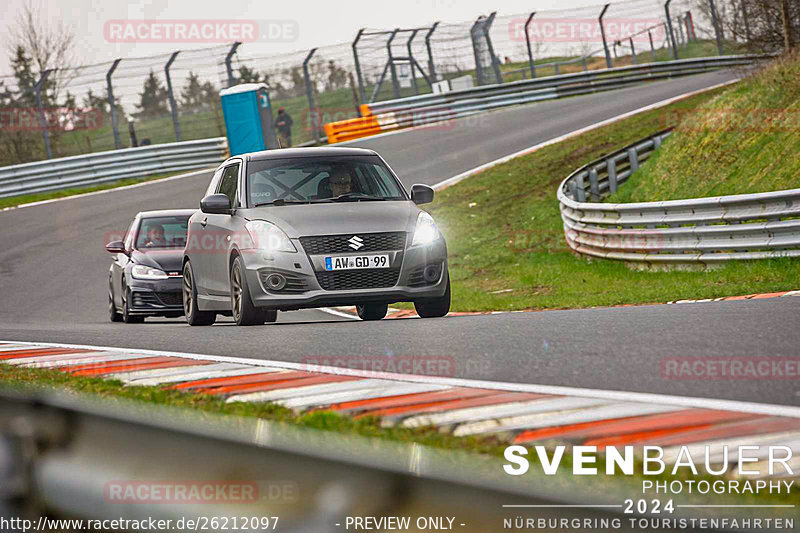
2;69;797;406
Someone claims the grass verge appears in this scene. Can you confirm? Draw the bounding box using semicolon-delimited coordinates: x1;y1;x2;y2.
421;75;798;313
0;169;206;210
1;363;796;506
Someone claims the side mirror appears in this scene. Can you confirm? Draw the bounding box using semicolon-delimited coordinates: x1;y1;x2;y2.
200;194;232;214
411;184;434;205
105;240;126;254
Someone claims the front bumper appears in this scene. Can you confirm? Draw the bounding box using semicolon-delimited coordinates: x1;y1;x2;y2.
241;238;448;311
127;277;184;316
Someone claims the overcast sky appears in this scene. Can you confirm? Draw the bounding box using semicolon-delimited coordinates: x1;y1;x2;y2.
1;0;637;74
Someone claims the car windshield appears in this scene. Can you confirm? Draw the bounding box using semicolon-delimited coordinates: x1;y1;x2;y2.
134;216;190;250
246;156;407;206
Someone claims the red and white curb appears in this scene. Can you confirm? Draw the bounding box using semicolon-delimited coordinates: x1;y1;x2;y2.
2;340;799;478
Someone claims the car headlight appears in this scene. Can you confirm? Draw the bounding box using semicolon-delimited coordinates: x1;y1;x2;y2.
411;211;439;246
131;264;169;280
245;220;297;253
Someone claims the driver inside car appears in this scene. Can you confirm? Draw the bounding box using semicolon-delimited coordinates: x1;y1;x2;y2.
142;223;166;248
329;167;355;197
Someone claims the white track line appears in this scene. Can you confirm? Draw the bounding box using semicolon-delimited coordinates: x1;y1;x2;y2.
1;167;216;212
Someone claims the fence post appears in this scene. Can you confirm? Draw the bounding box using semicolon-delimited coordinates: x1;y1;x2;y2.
470;17;485;85
425;22;439;83
387;29;401;99
34;69;54;159
630;37;637;64
406;29;420;95
675;16;685;46
303;48;319;143
225;42;241;88
352;29;367;105
665;0;679;60
707;0;724;55
106;59;122;150
483;12;503;84
599;4;612;68
524;12;536;79
164;51;182;142
649;30;657;62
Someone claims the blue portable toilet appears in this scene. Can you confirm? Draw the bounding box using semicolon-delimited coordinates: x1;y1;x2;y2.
220;83;280;155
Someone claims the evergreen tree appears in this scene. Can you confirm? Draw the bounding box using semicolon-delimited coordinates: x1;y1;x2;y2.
135;70;169;118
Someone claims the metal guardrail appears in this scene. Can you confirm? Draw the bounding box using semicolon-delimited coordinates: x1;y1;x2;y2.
557;130;800;266
323;55;766;143
1;388;676;533
0;137;228;199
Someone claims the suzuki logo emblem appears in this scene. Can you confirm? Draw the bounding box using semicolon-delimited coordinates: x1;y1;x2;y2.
348;236;364;250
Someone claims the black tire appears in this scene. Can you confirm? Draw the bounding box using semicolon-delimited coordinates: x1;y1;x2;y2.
230;256;266;326
414;275;451;318
121;285;145;324
108;285;122;322
357;302;388;321
183;261;216;326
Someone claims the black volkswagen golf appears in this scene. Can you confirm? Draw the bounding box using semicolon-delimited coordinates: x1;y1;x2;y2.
105;209;194;322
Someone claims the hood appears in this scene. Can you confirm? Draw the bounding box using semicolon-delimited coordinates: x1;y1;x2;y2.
241;201;421;238
131;249;185;274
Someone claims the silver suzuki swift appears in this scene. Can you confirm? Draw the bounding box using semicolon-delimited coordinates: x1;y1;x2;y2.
182;147;450;326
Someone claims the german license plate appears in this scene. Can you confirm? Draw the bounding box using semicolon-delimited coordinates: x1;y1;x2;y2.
324;254;390;271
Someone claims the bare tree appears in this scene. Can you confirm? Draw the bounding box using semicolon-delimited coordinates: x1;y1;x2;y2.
700;0;799;52
5;0;78;102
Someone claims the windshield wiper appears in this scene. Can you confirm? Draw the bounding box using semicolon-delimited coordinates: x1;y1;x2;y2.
329;193;387;202
253;199;312;207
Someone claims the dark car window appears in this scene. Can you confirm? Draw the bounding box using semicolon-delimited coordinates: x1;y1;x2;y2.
217;164;240;207
135;216;191;250
246;156;407;206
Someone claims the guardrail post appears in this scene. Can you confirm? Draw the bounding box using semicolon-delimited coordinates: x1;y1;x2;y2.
607;157;618;193
665;1;679;60
352;29;367;105
425;22;439;82
629;37;637;64
164;51;182;142
387;29;401;99
588;167;600;200
225;42;241;88
483;12;503;84
575;172;587;202
649;30;657;62
303;48;320;143
524;12;536;79
106;59;122;150
599;4;612;69
627;148;639;173
34;69;54;159
707;0;725;56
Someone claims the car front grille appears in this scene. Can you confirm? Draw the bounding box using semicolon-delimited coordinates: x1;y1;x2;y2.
315;269;400;291
156;291;183;306
300;232;407;254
